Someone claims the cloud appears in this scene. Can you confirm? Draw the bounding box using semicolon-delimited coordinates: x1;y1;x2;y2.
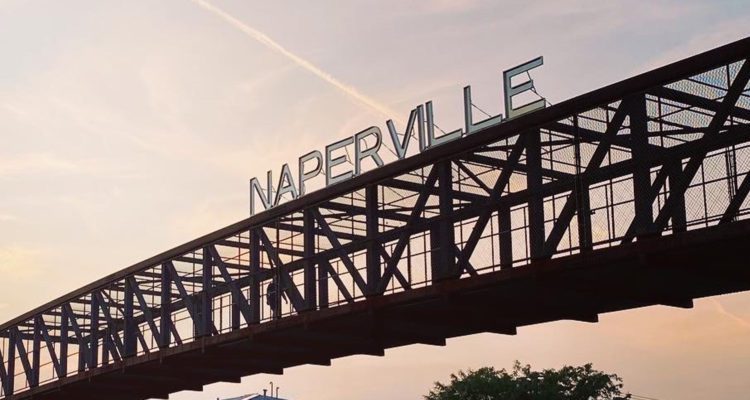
0;152;83;177
0;152;135;179
0;245;45;280
1;101;29;118
635;16;750;73
422;0;482;13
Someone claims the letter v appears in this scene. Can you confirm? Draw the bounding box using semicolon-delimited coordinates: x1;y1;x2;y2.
386;105;424;159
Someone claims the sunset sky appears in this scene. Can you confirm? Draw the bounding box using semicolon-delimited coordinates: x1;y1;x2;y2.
2;1;750;399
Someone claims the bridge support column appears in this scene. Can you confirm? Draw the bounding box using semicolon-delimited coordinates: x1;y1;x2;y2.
498;205;513;269
229;245;243;329
199;247;213;337
102;331;110;365
160;265;172;348
231;277;241;330
32;317;41;387
89;295;99;369
526;128;545;260
365;186;381;295
60;308;69;377
124;279;136;357
630;95;656;238
318;253;329;309
303;209;318;310
667;158;687;233
75;304;87;372
249;229;262;324
431;161;457;281
7;329;16;396
573;115;593;252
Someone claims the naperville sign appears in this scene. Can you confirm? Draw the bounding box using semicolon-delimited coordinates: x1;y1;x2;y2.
250;57;544;216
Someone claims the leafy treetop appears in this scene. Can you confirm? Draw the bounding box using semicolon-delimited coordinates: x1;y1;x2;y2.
425;361;630;400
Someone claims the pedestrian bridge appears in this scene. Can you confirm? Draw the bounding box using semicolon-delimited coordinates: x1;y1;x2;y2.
2;37;750;400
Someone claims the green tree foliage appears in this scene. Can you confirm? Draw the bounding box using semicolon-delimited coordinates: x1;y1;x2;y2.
425;362;630;400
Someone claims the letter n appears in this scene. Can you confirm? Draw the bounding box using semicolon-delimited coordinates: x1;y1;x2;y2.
249;170;273;215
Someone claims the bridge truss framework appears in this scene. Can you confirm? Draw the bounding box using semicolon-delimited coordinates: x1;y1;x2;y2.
2;38;750;400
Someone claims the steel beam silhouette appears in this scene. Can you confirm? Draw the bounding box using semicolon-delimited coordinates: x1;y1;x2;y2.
2;37;750;400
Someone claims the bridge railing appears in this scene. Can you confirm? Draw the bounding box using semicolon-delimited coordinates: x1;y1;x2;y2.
1;39;749;398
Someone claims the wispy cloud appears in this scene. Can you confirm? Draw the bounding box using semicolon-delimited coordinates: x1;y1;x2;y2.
188;0;399;119
636;17;750;73
0;245;45;280
0;214;18;222
0;153;82;177
422;0;482;13
0;152;137;179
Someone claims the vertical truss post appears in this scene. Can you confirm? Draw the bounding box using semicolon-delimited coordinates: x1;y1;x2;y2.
431;161;457;281
0;337;9;396
526;129;545;259
725;64;739;214
230;251;241;329
72;306;86;372
60;309;68;377
317;216;330;308
726;146;738;214
10;328;33;389
249;229;261;324
200;248;213;337
365;186;381;295
102;332;110;366
7;329;15;396
303;210;317;310
573;115;593;252
160;265;172;348
667;159;687;233
630;94;655;238
231;291;241;331
498;205;513;269
89;296;99;369
318;260;329;308
77;348;84;373
123;279;136;357
32;319;41;387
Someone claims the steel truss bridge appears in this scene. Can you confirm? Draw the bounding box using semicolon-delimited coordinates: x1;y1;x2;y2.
3;38;750;400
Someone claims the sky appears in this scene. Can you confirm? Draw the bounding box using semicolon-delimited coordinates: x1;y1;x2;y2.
1;0;750;399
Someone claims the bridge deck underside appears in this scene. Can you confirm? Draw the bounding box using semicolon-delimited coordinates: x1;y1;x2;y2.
14;220;750;400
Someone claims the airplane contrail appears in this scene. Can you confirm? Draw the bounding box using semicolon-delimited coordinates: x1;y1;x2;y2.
189;0;400;120
710;299;750;330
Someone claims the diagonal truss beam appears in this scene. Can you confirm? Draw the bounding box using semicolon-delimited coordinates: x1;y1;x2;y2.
622;59;750;241
256;228;306;311
9;327;34;386
164;261;218;336
542;99;632;255
456;136;525;271
376;168;440;293
126;277;164;349
312;209;369;293
33;317;62;379
207;246;255;324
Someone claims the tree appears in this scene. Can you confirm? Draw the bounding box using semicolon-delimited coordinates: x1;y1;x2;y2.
425;361;630;400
